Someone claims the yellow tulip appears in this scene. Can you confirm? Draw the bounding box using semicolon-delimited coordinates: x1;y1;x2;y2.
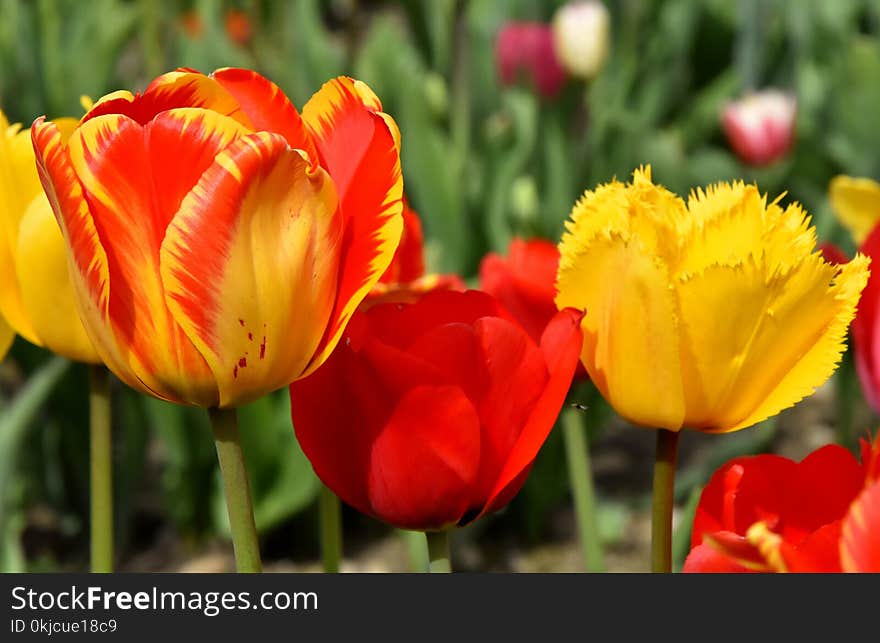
828;175;880;244
0;110;100;363
556;166;870;433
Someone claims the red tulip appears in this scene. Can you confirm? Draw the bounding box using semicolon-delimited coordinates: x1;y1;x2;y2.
479;238;560;345
684;437;880;572
818;241;849;266
853;225;880;411
290;290;583;530
721;89;796;167
496;23;567;98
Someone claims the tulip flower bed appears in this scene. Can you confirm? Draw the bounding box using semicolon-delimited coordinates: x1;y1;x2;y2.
2;1;880;575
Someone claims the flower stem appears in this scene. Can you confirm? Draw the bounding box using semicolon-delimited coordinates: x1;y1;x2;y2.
425;530;451;573
401;529;429;572
319;485;342;573
561;406;605;572
89;365;113;573
652;429;680;573
209;407;262;573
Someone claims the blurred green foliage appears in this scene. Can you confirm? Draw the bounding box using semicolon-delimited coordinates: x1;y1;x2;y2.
1;0;879;571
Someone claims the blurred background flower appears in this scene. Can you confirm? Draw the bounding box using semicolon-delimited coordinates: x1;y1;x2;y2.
721;89;796;166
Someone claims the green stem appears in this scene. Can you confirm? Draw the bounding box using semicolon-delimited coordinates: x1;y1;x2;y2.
400;529;429;572
450;0;471;178
652;429;680;573
561;407;605;572
425;530;451;573
209;407;262;573
319;485;342;573
89;365;113;573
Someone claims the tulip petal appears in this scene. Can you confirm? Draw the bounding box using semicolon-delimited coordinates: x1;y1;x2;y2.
675;253;869;431
682;543;753;573
83;69;253;129
482;308;583;516
32;117;138;389
556;233;686;430
368;385;482;530
829;175;880;245
0;314;12;360
841;480;880;572
67;109;248;404
161;132;342;407
471;316;549;502
0;114;78;345
853;225;880;411
15;194;99;363
211;67;317;161
301;77;404;374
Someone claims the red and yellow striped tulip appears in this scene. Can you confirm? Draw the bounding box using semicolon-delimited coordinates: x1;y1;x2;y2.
828;175;880;245
1;110;100;363
31;68;403;408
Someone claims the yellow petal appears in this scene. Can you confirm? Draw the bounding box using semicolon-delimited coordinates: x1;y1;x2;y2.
161;132;342;408
556;232;686;430
723;252;869;432
15;194;100;363
561;166;688;267
0;313;13;360
828;175;880;245
0;114;79;347
677;251;868;432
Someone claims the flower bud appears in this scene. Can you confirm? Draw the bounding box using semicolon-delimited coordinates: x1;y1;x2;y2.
552;1;610;80
722;89;796;166
496;22;567;98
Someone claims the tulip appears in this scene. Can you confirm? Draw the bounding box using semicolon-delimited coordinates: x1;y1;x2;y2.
496;22;568;98
0;110;100;363
684;437;880;573
721;89;796;166
32;67;403;409
552;1;610;81
557;166;869;433
828;175;880;245
851;224;880;412
290;290;583;538
556;166;870;571
33;67;403;572
479;237;560;345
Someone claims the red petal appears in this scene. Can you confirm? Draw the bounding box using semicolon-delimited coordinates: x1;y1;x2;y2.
211;67;317;160
367;385;482;530
841;480;880;572
479;238;560;344
782;444;863;540
682;543;753;573
853;223;880;411
481;307;583;516
366;289;506;351
83;69;252;129
378;199;426;285
690;454;797;547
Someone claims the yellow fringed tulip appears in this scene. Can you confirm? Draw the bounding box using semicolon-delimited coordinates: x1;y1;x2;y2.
828;175;880;244
0;110;100;363
556;166;870;433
